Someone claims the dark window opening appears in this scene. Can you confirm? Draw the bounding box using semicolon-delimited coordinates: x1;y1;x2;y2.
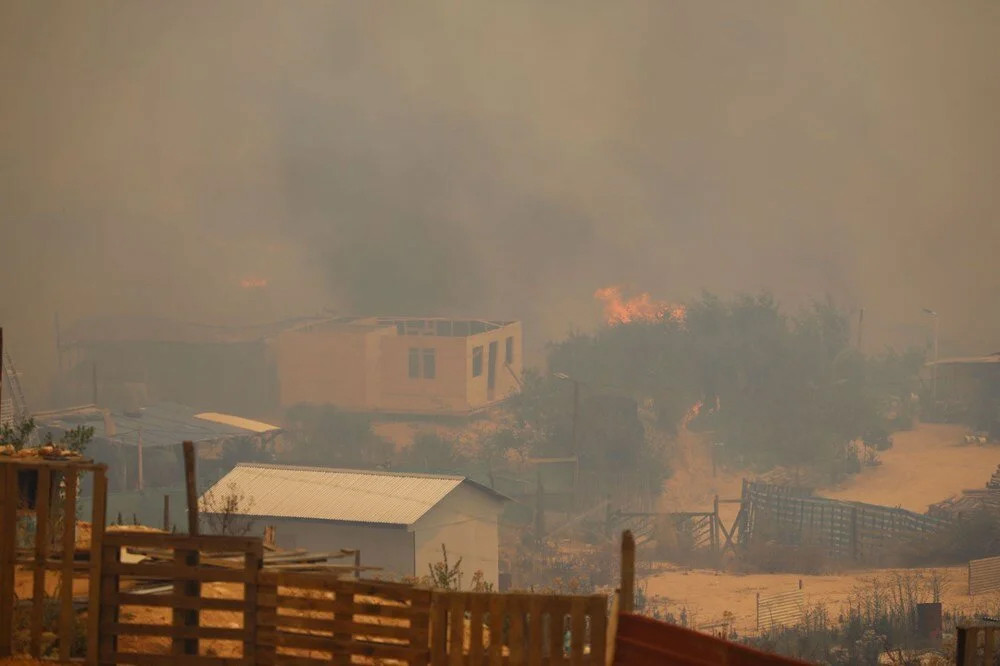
487;341;498;391
408;348;420;378
505;336;514;365
472;346;483;377
423;349;436;379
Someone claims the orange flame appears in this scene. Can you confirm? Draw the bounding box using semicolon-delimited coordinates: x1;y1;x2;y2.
594;286;685;325
240;278;268;289
681;400;703;428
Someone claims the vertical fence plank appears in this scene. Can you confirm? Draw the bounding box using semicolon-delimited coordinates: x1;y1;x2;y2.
620;530;635;613
98;543;120;666
447;593;464;666
242;540;262;664
587;596;607;666
508;596;525;665
87;468;108;666
333;586;354;665
487;595;503;666
548;601;565;664
171;547;200;657
527;596;543;666
430;592;448;665
256;575;277;666
468;594;484;665
0;464;16;658
59;469;78;661
569;597;585;665
30;466;52;657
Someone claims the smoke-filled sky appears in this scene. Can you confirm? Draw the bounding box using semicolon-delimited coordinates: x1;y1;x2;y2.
2;1;999;402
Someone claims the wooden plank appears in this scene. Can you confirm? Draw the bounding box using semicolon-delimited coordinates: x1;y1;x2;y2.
587;596;607;666
243;541;262;663
87;467;108;665
171;548;200;657
333;584;355;666
101;620;247;641
508;596;525;665
527;596;543;666
569;598;585;666
488;594;504;666
105;560;255;583
448;593;465;666
0;464;16;658
256;573;277;666
98;543;121;666
619;531;635;613
468;593;485;664
103;531;262;553
113;592;245;612
256;630;428;660
258;569;428;601
430;592;448;665
59;468;78;662
256;611;414;640
183;440;199;535
108;653;244;666
29;466;52;658
549;600;566;664
258;593;428;618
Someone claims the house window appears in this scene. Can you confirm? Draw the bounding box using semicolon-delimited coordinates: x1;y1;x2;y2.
423;349;436;379
505;336;514;365
472;346;483;377
408;348;420;378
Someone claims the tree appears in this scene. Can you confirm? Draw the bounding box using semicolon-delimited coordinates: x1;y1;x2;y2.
201;481;256;536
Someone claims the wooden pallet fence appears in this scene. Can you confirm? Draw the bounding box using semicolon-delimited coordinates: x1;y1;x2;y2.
956;624;1000;666
97;531;263;666
255;570;431;666
429;590;608;666
0;457;108;664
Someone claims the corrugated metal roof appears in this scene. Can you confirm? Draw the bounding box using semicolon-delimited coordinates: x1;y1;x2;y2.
200;463;506;526
194;412;279;433
36;402;281;449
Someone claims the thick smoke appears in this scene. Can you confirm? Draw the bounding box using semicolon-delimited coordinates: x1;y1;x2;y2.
2;1;999;404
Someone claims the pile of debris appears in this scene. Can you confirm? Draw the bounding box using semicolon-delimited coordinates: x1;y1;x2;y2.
929;464;1000;518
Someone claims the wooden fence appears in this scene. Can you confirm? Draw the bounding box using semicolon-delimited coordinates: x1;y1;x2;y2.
956;623;1000;666
98;531;263;665
0;457;108;662
755;589;804;633
430;590;607;665
257;570;431;665
740;480;947;562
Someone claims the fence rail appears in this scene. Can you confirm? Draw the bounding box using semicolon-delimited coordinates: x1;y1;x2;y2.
430;590;607;665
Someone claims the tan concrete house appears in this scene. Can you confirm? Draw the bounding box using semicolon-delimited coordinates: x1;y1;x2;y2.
274;317;523;414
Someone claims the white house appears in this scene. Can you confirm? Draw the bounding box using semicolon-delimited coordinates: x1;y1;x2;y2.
199;463;509;586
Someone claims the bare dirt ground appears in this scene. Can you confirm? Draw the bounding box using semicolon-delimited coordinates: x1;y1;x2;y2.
648;422;1000;632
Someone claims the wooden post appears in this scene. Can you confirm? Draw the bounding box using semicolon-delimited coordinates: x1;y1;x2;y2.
163;494;170;532
30;466;52;657
242;540;262;662
172;548;200;656
712;495;720;556
0;464;16;658
354;549;361;579
183;441;198;535
620;530;635;613
59;468;78;662
86;467;108;666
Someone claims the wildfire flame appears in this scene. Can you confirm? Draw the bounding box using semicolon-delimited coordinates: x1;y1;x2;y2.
594;286;685;325
681;400;703;429
240;278;268;289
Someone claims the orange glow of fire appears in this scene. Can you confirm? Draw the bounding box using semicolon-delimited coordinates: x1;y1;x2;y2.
240;278;268;289
681;400;703;428
594;286;685;325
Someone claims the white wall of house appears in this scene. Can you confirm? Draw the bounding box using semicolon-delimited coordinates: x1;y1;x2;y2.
250;517;415;578
410;484;504;588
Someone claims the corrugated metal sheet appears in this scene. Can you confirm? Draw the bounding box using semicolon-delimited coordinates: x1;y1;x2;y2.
200;463;503;526
757;589;804;632
194;412;279;433
969;555;1000;595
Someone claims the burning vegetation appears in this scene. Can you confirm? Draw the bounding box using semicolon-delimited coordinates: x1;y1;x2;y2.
594;286;686;326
